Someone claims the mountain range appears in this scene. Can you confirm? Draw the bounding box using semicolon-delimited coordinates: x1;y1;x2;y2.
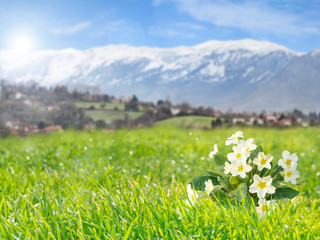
1;39;319;111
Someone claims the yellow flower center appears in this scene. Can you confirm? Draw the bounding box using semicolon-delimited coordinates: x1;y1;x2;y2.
286;171;292;177
236;153;242;158
246;146;250;152
260;158;267;165
232;136;236;139
261;205;267;212
238;165;244;172
258;181;267;189
285;159;292;167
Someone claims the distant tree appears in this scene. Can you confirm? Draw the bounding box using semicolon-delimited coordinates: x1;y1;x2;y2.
0;124;10;137
88;105;95;110
95;120;107;129
157;100;164;106
102;94;110;102
155;106;172;121
125;95;139;111
38;121;45;130
278;113;286;121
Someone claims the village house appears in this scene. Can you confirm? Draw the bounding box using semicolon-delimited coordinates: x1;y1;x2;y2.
42;125;63;133
247;116;264;126
278;118;292;127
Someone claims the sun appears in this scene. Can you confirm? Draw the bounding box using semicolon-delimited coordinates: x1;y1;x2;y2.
11;35;34;53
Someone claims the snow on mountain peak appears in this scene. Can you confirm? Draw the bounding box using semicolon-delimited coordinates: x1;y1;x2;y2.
194;39;297;55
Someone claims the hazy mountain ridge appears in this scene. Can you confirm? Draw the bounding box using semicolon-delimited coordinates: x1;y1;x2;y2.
1;39;319;111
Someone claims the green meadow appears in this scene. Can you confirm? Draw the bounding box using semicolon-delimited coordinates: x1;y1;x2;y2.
0;127;319;239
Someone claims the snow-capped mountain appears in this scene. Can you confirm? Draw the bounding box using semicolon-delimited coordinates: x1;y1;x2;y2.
1;39;319;111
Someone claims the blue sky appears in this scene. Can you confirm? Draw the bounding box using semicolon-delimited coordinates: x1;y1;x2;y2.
0;0;320;52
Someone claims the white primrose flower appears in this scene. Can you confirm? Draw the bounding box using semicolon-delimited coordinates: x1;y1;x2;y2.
238;138;257;152
284;167;300;184
187;184;198;204
253;152;273;171
208;144;218;159
249;175;276;199
256;198;272;219
227;144;250;162
224;161;232;174
204;179;214;195
278;150;298;169
230;158;252;178
225;131;243;145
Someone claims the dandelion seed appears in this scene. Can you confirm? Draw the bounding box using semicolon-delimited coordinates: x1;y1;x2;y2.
26;156;30;160
89;138;92;142
311;164;316;169
84;146;87;150
195;137;199;141
189;132;193;136
171;160;176;164
312;148;315;152
300;153;305;157
129;150;133;155
108;156;112;160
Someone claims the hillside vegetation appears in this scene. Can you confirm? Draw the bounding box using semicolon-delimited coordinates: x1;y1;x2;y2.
0;127;319;239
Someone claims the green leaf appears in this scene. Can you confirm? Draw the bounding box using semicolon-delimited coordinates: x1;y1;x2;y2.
272;174;284;187
234;183;247;202
188;176;219;191
250;145;263;161
210;188;228;201
217;176;233;190
214;154;227;166
271;165;283;177
201;171;222;178
267;187;299;200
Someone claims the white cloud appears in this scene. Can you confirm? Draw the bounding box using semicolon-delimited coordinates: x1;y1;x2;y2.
149;25;195;38
156;0;319;36
149;22;206;38
52;21;91;35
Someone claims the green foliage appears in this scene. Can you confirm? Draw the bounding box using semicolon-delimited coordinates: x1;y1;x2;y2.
188;176;219;191
250;145;263;161
214;153;227;166
267;187;300;200
235;183;248;202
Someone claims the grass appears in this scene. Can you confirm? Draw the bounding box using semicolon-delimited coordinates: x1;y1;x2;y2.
85;110;143;123
156;116;217;129
0;127;319;239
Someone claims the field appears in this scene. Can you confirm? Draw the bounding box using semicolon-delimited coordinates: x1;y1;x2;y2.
85;110;143;123
156;116;217;129
75;102;125;110
0;127;319;239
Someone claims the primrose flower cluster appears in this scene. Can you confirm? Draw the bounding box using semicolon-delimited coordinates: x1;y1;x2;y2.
187;131;300;219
